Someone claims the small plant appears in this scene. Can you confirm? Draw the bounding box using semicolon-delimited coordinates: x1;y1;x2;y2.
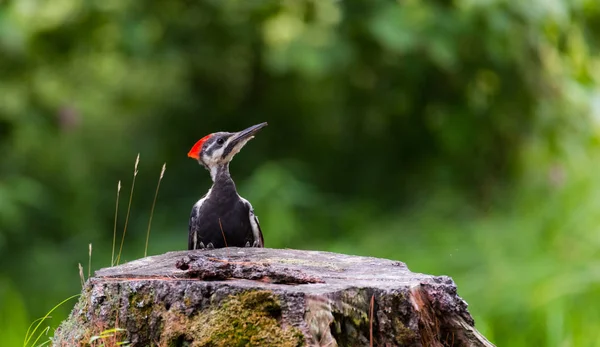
89;327;130;347
22;294;80;347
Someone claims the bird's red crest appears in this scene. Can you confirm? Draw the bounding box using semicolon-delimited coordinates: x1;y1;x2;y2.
188;134;212;159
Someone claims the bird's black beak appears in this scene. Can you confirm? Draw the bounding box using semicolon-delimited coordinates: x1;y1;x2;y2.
230;122;268;145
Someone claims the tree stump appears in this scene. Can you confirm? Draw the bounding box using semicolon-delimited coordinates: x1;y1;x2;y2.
53;248;494;346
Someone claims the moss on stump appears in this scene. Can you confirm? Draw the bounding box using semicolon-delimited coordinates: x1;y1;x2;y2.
161;291;303;347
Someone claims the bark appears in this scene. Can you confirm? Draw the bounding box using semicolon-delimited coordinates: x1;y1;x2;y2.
53;248;495;347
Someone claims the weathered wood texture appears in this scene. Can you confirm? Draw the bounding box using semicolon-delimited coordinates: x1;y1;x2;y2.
53;248;494;347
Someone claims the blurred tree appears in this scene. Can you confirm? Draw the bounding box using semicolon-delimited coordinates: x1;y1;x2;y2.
1;0;600;346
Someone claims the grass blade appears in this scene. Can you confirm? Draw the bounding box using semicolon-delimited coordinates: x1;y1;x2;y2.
89;327;127;343
24;317;48;347
29;326;49;347
36;339;51;347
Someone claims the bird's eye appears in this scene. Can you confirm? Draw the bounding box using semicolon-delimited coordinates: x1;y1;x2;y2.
217;138;225;146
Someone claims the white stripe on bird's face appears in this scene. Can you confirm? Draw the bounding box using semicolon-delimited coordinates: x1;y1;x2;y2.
201;135;253;178
201;139;227;178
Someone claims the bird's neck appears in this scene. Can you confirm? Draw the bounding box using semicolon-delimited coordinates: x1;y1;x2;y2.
210;163;237;194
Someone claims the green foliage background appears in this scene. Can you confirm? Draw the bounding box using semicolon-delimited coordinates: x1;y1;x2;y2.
2;0;600;345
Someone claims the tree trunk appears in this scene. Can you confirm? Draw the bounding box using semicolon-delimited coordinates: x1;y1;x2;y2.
53;248;494;347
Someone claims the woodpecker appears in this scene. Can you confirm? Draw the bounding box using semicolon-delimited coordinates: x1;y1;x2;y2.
186;122;267;250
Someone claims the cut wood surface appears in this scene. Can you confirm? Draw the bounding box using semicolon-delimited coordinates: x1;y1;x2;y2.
53;248;495;346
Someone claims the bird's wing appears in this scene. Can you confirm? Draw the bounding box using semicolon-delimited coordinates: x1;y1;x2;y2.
250;209;264;247
240;197;264;247
188;203;200;250
188;191;210;250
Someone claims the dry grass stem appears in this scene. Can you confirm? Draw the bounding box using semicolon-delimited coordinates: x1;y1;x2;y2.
218;218;230;258
117;154;140;265
111;180;121;266
145;163;166;257
218;218;228;248
369;294;374;347
88;243;92;279
78;263;85;288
